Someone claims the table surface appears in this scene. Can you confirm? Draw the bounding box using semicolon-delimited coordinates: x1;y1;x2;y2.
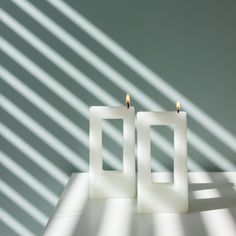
43;172;236;236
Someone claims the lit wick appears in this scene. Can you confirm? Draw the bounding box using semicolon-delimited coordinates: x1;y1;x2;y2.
176;101;181;113
125;94;131;109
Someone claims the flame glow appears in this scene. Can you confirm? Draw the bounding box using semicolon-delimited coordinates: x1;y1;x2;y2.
176;101;181;111
125;94;131;107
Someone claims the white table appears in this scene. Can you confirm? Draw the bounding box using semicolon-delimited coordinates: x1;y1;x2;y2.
43;173;236;236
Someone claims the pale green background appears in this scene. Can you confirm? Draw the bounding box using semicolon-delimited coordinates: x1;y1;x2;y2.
0;0;236;235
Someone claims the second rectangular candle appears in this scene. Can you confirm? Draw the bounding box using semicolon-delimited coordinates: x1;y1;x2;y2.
137;110;188;213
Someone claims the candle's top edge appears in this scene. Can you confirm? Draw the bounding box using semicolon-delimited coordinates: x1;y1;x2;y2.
137;111;187;112
89;106;186;110
137;111;187;115
89;106;186;113
90;106;135;109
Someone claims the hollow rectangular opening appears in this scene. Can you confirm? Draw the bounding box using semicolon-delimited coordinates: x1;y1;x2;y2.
150;125;174;183
102;119;123;171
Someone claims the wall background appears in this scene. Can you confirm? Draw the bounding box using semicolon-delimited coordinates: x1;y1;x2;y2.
0;0;236;235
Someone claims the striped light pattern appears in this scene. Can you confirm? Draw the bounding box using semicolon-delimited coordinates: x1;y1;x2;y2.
0;0;235;235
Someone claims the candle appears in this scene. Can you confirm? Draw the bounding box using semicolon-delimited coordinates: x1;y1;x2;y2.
89;95;136;198
137;103;188;213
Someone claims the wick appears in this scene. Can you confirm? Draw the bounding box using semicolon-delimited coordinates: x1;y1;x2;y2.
127;103;130;109
177;110;179;113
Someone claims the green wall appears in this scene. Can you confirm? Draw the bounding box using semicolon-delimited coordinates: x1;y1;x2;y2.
1;0;236;235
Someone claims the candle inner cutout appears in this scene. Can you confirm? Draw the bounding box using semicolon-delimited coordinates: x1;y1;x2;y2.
150;125;174;183
102;119;123;171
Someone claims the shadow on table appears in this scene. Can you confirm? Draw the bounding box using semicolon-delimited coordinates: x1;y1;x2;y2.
129;199;155;236
71;198;106;236
189;182;236;212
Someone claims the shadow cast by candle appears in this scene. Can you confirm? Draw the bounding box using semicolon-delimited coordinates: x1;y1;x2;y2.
189;183;236;212
70;199;106;236
129;204;155;236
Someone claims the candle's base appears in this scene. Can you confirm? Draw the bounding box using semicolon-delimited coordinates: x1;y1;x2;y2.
90;170;136;199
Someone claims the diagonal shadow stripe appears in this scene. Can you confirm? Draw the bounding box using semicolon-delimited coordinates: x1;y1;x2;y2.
0;180;48;225
0;208;35;236
6;1;235;170
0;13;202;171
0;151;58;205
0;62;122;171
0;65;167;172
0;9;123;145
0;32;172;172
0;2;234;236
0;92;88;171
47;0;236;153
0;50;171;173
0;123;69;185
191;173;236;234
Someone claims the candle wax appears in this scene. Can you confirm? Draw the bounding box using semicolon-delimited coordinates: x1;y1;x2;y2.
90;106;136;198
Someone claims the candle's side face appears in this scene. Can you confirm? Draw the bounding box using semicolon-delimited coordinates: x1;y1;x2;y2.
137;112;152;182
89;106;136;198
137;111;188;213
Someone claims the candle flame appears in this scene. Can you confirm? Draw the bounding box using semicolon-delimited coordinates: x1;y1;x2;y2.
125;94;131;108
176;101;181;111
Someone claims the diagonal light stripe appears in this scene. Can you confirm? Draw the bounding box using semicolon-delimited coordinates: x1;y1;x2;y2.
0;124;69;185
0;13;199;171
0;151;58;205
6;1;158;109
0;208;35;236
0;63;121;171
0;10;170;164
0;68;169;173
47;0;236;153
0;6;117;105
188;132;235;170
96;200;133;236
0;91;88;171
0;69;168;172
150;130;204;171
7;1;235;170
0;38;166;172
0;46;197;173
0;9;123;145
1;180;48;225
0;41;172;172
154;214;184;236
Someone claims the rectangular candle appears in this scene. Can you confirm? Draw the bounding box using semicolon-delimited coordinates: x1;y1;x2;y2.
137;111;188;213
90;106;136;198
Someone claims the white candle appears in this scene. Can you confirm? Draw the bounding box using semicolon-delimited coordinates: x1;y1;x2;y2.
89;96;136;198
137;106;188;213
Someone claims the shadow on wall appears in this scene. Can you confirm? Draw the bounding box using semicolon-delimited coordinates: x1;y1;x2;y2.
0;0;236;235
